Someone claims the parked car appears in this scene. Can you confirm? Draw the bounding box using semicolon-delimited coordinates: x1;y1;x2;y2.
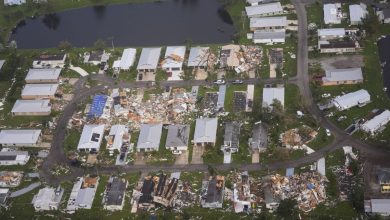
325;129;331;136
213;79;226;85
231;79;244;84
172;150;182;155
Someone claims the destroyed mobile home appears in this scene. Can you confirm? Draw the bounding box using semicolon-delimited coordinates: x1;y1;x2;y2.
261;172;327;212
280;125;318;149
70;87;196;131
131;172;196;212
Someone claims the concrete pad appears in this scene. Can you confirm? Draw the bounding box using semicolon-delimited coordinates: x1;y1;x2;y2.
63;94;74;101
137;72;156;81
270;63;277;78
134;152;146;165
223;152;232;164
252;150;259;164
86;154;98;165
248;70;255;78
175;151;189;165
70;66;89;77
191;145;204;164
168;71;183;81
195;69;208;80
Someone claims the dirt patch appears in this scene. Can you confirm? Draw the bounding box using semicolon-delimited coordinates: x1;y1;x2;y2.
191;145;204;164
311;55;364;70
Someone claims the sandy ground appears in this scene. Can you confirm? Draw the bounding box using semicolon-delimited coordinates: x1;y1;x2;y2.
311;55;364;70
134;152;146;165
191;145;204;164
174;151;189;165
252;150;260;164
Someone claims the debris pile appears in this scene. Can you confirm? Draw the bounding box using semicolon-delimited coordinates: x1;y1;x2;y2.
280;126;318;149
200;175;225;208
220;45;263;73
68;88;196;131
51;164;70;176
127;88;196;129
131;172;184;213
174;181;197;209
235;45;263;73
229;171;253;213
0;171;23;187
263;172;327;212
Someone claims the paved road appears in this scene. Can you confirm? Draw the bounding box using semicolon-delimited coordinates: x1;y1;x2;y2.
10;182;41;198
40;75;296;184
40;0;390;184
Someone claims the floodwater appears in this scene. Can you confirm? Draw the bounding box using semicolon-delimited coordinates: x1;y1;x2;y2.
10;0;235;49
377;36;390;98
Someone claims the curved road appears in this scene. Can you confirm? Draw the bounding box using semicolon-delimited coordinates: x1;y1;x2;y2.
40;1;390;184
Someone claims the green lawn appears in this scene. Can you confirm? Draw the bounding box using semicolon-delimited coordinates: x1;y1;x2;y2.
310;202;359;220
224;0;250;44
64;128;81;152
307;127;334;151
187;121;196;163
180;171;204;192
306;1;324;27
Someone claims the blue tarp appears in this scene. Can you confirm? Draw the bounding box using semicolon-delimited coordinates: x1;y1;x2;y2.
88;95;108;120
286;168;294;177
307;183;315;190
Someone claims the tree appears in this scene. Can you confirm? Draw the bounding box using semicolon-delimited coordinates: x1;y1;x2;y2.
349;159;360;176
58;40;73;51
207;165;216;176
361;12;380;37
93;39;106;50
276;198;300;220
351;184;364;212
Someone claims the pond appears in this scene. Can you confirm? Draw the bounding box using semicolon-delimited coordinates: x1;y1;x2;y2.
378;36;390;98
10;0;236;49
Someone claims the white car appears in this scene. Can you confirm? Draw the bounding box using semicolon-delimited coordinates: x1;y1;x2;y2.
213;79;226;85
172;150;182;155
325;129;331;136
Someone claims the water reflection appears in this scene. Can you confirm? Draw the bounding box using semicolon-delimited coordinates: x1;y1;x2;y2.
10;0;235;48
42;13;61;30
93;5;106;20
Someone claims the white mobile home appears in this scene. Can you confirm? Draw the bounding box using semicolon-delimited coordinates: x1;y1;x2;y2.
32;187;64;211
322;68;363;86
11;99;51;116
25;68;61;84
249;16;287;31
21;84;59;100
253;29;286;44
136;124;163;152
193;118;218;146
0;150;30;165
245;2;283;18
323;3;342;24
66;177;99;213
187;47;210;69
112;48;137;71
165;124;190;153
349;4;367;25
33;54;66;68
332;89;371;111
0;129;42;147
361;110;390;135
262;87;285;110
77;124;105;152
